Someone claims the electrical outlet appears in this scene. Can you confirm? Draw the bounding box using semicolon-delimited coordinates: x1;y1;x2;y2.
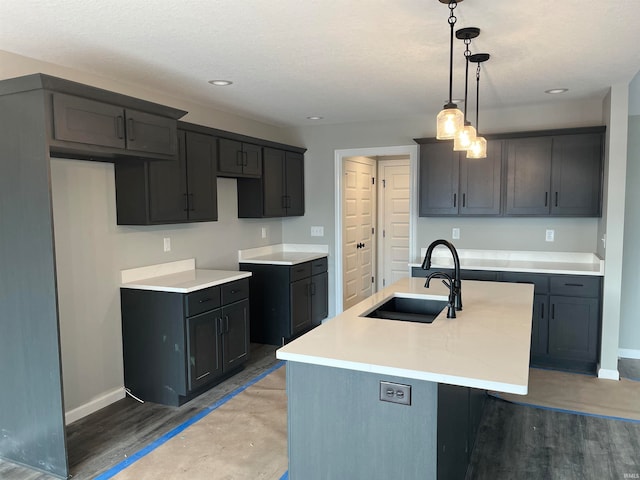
452;227;460;240
379;381;411;406
545;229;555;242
261;227;267;239
163;237;171;252
311;226;324;237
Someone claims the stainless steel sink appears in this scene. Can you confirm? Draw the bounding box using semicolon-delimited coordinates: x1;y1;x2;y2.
363;296;448;324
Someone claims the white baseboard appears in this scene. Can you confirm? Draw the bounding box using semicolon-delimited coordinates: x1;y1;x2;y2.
619;348;640;359
597;367;620;380
65;386;125;425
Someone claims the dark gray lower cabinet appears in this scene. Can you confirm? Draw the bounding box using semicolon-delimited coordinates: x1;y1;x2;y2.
120;278;249;406
240;257;328;345
411;268;602;373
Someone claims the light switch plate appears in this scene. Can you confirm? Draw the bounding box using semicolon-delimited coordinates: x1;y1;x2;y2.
452;227;460;240
163;237;171;252
545;229;555;242
311;226;324;237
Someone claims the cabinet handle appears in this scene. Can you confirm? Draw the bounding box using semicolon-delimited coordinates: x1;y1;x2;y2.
116;115;125;139
555;191;558;207
183;193;189;212
551;304;555;319
540;303;544;319
545;192;548;207
225;315;230;333
453;193;457;208
310;282;317;295
198;297;213;303
217;317;223;335
564;283;584;287
127;118;135;141
243;151;248;167
462;193;466;208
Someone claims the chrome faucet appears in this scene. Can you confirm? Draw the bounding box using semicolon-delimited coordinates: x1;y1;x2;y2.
421;239;462;311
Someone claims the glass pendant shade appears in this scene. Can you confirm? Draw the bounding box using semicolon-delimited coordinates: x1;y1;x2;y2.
436;106;464;140
453;123;477;151
466;136;487;158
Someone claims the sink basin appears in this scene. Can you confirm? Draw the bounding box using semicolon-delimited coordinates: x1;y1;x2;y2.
364;297;448;324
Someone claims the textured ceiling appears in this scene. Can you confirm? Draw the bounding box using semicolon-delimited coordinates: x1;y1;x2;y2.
1;0;638;127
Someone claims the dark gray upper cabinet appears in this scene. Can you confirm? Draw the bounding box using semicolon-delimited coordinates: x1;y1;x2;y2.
550;133;603;216
237;147;305;218
419;140;501;216
51;92;178;158
115;130;218;225
218;138;262;177
505;136;553;215
506;132;603;216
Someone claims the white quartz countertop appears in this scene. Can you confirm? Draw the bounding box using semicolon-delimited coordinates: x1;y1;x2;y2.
277;277;534;395
238;243;328;265
120;259;251;293
409;248;604;276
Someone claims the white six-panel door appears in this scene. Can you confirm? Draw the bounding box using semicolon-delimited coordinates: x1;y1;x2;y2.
342;157;376;310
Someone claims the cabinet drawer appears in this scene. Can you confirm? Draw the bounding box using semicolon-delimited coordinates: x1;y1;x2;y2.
311;257;328;275
185;286;221;317
221;278;249;305
550;275;601;297
290;262;312;282
500;272;549;294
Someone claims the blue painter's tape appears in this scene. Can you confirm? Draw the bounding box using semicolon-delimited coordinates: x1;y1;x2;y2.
94;361;286;480
280;470;289;479
489;392;640;424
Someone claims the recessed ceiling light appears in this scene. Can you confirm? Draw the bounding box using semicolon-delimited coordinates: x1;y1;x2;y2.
208;80;233;86
306;116;323;120
545;88;568;94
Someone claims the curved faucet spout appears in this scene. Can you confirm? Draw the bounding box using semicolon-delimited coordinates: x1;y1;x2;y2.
422;239;463;311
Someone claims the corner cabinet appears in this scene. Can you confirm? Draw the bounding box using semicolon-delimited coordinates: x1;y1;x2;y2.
114;129;218;225
418;139;502;216
240;257;327;345
120;277;250;406
237;147;305;218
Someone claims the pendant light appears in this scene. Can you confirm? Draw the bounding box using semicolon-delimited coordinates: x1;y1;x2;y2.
453;27;480;151
467;53;490;158
436;0;464;140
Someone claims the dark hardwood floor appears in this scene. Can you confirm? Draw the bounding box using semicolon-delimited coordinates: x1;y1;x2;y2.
3;351;640;480
466;396;640;480
0;343;280;480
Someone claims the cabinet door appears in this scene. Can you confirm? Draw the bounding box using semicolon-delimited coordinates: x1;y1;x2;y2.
242;143;262;177
531;294;549;358
551;133;603;216
148;131;188;223
437;383;470;480
548;295;599;362
419;142;460;216
125;109;177;156
310;271;328;326
285;151;305;216
222;299;250;372
52;93;125;149
218;138;244;175
291;278;311;336
185;131;218;221
187;310;223;392
263;147;287;217
505;137;552;215
459;140;502;215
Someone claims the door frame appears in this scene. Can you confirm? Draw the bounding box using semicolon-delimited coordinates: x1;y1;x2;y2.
334;145;418;314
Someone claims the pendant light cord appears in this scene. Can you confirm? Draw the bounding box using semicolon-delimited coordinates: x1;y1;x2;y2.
475;62;481;133
463;38;471;120
447;1;458;105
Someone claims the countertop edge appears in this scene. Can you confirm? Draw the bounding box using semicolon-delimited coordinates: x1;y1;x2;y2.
408;262;604;276
276;353;528;395
121;270;252;293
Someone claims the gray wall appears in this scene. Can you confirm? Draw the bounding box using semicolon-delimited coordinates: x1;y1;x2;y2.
0;51;292;416
284;99;605;317
620;70;640;353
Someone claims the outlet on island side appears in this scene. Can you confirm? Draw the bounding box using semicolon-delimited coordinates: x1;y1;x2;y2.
163;237;171;252
379;381;411;406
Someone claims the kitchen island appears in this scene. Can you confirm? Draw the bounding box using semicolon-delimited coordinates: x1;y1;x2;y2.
276;277;534;480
